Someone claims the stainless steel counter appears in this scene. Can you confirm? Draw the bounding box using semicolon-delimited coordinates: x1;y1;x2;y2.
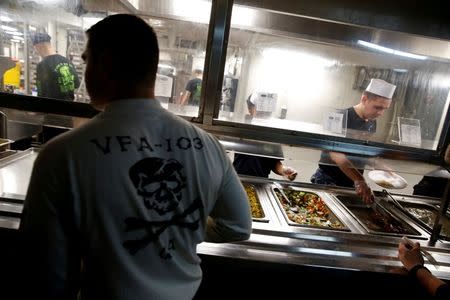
0;150;448;280
198;177;450;280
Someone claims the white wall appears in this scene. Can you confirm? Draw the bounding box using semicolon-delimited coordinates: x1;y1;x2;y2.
230;34;427;136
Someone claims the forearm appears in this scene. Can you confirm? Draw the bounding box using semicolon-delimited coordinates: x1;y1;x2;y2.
329;152;364;183
205;216;251;243
273;161;284;176
416;268;447;296
180;91;190;105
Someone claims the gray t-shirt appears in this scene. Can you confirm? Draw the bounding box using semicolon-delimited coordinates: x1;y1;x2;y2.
20;99;251;300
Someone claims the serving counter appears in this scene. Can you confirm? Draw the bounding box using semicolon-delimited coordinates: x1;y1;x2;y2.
198;177;450;281
0;149;449;298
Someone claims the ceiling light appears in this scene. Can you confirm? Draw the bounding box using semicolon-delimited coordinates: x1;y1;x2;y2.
0;16;13;22
5;31;23;36
1;25;18;32
357;40;427;60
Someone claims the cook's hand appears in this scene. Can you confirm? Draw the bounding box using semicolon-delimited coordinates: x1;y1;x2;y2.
354;180;374;205
282;167;297;181
398;240;424;271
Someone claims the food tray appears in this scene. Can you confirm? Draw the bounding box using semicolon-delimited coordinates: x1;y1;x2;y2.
272;186;349;231
335;195;421;237
398;201;450;241
243;182;269;222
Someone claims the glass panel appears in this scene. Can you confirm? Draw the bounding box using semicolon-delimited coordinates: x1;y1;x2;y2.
218;4;450;151
0;0;211;118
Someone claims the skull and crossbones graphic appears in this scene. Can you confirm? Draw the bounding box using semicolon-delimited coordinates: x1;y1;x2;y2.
129;157;186;215
123;157;202;255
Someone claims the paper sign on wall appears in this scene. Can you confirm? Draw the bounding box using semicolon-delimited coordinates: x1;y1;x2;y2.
155;74;173;98
323;111;345;134
398;117;421;147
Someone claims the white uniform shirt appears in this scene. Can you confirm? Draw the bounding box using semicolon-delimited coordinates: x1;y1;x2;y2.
21;99;252;300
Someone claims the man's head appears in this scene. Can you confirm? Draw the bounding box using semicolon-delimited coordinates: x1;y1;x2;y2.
82;14;159;108
31;32;52;57
359;79;396;120
31;32;51;45
246;94;256;117
193;69;203;78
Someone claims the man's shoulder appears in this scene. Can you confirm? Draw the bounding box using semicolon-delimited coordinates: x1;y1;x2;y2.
188;78;202;85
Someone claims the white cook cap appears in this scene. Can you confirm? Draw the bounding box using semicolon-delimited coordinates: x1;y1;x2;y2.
365;78;396;99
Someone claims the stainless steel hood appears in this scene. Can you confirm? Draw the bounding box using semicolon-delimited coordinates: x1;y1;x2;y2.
75;0;450;60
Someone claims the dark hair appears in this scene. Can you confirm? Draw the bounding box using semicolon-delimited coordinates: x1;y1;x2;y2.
31;32;51;45
86;14;159;88
193;69;203;75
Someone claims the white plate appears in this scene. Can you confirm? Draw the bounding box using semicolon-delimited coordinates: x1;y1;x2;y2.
368;170;408;189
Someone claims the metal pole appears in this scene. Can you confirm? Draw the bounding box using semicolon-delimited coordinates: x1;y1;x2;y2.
428;177;450;246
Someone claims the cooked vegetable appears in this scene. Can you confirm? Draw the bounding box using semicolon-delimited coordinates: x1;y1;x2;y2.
243;183;265;219
274;188;344;229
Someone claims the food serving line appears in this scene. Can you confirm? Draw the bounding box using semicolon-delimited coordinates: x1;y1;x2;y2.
198;176;450;281
0;149;449;282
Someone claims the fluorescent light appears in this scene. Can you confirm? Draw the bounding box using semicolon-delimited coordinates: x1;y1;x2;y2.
394;49;428;60
357;40;427;60
0;16;13;22
5;31;23;36
29;25;37;31
1;25;18;31
393;69;408;73
11;39;22;43
172;0;211;24
231;5;256;27
158;63;174;69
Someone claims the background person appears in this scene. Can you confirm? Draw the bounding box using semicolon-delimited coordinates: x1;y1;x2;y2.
20;14;252;300
310;78;396;204
31;32;80;101
233;152;298;181
233;93;298;181
180;68;203;106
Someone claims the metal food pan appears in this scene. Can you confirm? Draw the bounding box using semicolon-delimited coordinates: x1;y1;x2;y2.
271;185;350;231
0;147;40;198
397;200;450;241
335;194;421;237
242;182;269;223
